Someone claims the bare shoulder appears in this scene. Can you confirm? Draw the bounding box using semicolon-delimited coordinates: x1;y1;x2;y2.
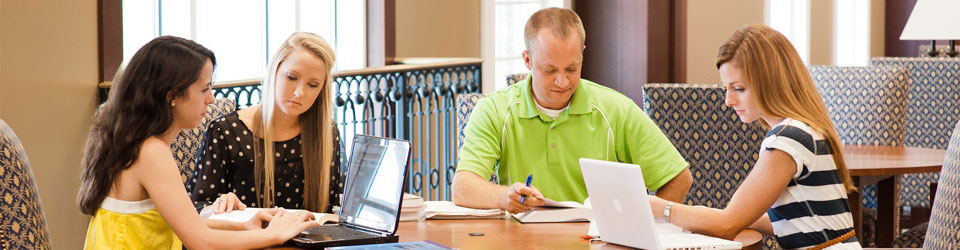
133;137;177;171
141;136;173;155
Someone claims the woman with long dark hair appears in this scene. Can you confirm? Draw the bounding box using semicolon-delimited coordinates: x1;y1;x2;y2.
79;36;317;249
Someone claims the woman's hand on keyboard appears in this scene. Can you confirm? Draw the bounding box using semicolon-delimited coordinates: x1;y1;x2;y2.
264;208;320;243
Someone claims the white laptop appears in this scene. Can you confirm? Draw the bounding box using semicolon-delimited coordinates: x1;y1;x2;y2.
579;158;742;250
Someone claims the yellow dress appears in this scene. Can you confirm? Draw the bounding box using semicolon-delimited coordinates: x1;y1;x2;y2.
83;197;182;250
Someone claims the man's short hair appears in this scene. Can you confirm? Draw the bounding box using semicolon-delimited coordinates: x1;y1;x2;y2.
524;7;586;52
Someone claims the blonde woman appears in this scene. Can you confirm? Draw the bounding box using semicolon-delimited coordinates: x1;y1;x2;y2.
191;32;342;214
646;25;862;250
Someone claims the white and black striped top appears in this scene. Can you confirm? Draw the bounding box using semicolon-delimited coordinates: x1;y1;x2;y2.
761;118;861;250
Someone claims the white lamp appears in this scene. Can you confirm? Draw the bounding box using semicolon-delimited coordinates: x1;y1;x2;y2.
900;0;960;57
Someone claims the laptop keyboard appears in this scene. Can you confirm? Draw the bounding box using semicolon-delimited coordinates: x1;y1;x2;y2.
300;225;377;241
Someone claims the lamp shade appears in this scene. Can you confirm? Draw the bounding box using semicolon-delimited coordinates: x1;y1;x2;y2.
899;0;960;40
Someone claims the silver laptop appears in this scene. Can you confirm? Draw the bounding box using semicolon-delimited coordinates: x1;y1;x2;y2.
579;158;742;250
290;135;411;248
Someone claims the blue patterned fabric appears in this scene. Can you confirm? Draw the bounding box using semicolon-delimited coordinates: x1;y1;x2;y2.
505;73;527;87
809;65;909;218
0;119;52;250
891;222;926;248
922;120;960;249
808;65;909;147
643;83;779;250
456;93;498;184
177;98;236;192
643;83;767;207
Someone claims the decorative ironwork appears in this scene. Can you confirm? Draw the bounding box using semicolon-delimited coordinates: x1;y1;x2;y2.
97;58;482;201
334;60;481;201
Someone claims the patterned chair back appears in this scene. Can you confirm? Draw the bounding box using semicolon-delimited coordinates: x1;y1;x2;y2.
643;83;779;249
455;93;497;184
808;65;910;146
456;93;485;154
808;65;909;246
505;73;527;87
869;57;960;209
0;119;52;250
177;98;236;192
923;120;960;249
643;83;766;207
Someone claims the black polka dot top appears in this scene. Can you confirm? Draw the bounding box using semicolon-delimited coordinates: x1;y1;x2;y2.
189;111;343;213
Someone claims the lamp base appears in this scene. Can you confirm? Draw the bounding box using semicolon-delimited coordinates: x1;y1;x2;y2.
949;40;959;58
927;40;940;57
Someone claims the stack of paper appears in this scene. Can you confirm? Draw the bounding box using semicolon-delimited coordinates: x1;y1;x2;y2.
423;201;505;219
400;193;425;221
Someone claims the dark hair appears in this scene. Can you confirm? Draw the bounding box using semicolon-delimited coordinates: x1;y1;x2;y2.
78;36;216;215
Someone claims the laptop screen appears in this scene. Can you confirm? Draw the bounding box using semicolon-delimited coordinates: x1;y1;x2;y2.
339;135;410;234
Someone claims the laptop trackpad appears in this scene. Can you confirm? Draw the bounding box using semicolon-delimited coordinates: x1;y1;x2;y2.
299;225;378;242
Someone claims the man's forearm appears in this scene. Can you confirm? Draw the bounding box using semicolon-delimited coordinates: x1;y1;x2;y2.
452;171;508;209
655;168;693;203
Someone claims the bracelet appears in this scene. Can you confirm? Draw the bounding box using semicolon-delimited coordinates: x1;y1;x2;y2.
664;201;674;223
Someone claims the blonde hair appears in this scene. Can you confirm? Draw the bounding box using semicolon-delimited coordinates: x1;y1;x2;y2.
254;32;337;211
716;24;855;193
524;7;585;52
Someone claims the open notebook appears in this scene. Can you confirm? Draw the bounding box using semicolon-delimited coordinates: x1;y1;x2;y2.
511;198;592;223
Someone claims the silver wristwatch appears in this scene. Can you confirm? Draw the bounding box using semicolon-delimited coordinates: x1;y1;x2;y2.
664;201;674;223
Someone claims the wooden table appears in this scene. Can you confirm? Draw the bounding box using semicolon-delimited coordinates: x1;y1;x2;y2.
272;219;763;249
843;145;947;247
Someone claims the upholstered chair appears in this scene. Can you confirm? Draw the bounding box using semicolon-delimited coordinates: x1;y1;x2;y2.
883;120;960;249
178;98;236;192
920;119;960;249
505;73;527;87
869;57;960;247
643;83;777;250
455;93;497;185
870;57;960;211
0;119;52;249
808;65;909;147
808;65;910;246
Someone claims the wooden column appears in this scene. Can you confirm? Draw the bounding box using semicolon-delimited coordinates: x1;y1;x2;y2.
99;0;122;82
575;0;685;104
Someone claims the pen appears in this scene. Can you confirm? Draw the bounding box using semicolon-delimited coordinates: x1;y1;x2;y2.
520;174;533;204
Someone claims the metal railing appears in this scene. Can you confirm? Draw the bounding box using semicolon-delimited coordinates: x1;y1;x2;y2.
98;58;482;201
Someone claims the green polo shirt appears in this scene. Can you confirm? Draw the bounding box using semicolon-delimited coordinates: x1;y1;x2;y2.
457;76;688;202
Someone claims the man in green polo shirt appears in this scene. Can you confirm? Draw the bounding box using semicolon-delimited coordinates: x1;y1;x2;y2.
453;7;692;214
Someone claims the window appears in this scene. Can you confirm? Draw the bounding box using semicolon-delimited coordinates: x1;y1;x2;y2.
482;0;569;92
121;0;364;83
835;0;870;66
765;0;810;64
